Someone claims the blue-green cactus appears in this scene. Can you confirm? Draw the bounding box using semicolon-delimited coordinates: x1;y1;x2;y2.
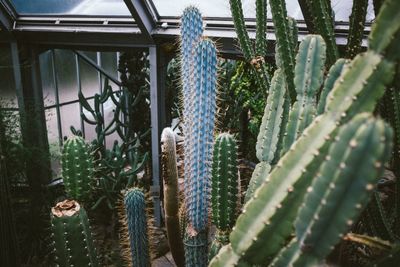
50;200;99;267
124;188;150;267
61;135;95;203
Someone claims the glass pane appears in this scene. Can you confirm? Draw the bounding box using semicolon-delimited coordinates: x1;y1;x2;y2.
54;50;78;104
0;44;18;108
60;103;80;139
79;52;101;97
151;0;375;21
11;0;131;16
40;51;56;107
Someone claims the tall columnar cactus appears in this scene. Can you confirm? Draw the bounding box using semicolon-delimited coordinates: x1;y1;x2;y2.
61;135;94;203
180;6;204;126
280;35;326;156
50;200;99;267
270;114;392;267
345;0;369;59
229;0;270;92
182;38;218;267
245;69;288;202
124;188;150;267
210;133;240;259
269;0;296;102
161;127;185;267
298;0;338;66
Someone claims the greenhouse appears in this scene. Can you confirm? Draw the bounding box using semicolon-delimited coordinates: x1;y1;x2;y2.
1;0;400;266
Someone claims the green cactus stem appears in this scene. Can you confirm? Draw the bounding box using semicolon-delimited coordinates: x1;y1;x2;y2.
124;188;151;267
317;58;347;115
281;35;326;155
345;0;369;59
210;133;240;258
50;200;99;267
245;69;287;202
61;135;95;203
161;127;185;267
271;114;392;267
269;0;296;103
229;0;270;92
303;0;338;66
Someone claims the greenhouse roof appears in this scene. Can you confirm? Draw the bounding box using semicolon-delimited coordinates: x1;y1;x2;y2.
0;0;375;54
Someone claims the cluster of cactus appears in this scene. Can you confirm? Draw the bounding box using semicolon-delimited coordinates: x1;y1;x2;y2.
209;133;240;259
209;0;400;265
61;135;95;203
50;200;99;267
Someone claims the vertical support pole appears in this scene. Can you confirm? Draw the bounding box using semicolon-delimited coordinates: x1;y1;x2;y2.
12;43;51;250
75;53;85;137
149;45;167;227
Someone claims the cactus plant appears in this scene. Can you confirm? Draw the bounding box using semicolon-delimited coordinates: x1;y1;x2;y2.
161;127;185;267
270;114;392;267
280;35;326;156
317;58;347;115
210;133;240;259
245;69;288;201
180;6;204;126
229;0;270;93
210;45;397;266
346;0;369;59
269;0;296;102
124;188;150;267
61;135;95;203
50;200;99;267
299;0;338;66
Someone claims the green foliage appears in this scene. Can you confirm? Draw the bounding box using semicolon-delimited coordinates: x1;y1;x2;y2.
0;108;20;267
50;200;99;267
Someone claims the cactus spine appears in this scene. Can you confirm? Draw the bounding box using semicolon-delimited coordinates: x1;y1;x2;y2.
345;0;369;59
269;0;296;103
210;133;240;259
271;114;392;267
50;200;99;267
61;135;94;203
161;127;185;267
124;188;150;267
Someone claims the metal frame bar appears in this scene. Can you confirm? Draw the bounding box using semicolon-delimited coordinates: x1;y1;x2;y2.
0;0;16;31
123;0;157;43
